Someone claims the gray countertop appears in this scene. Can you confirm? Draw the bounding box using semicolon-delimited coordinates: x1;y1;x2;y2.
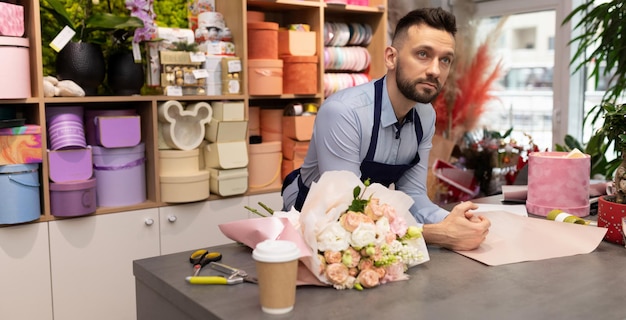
134;200;626;320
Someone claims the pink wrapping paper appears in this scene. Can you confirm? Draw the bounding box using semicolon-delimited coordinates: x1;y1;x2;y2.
454;211;607;266
219;170;430;287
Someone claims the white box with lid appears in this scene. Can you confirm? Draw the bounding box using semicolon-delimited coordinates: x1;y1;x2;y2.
203;141;248;169
208;167;248;196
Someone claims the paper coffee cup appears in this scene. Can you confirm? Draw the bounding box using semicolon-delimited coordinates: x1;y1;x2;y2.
252;239;300;314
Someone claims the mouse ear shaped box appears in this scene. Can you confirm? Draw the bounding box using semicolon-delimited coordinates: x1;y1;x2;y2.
158;100;213;150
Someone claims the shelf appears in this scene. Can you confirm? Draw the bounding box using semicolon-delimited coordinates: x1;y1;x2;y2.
247;0;322;10
42;94;247;104
0;0;387;225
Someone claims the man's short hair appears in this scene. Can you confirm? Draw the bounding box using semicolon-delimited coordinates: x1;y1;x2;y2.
392;7;457;45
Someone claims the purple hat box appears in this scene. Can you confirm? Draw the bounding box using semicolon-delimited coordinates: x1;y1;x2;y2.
92;143;146;207
47;147;93;183
0;163;40;224
85;109;136;146
46;106;86;150
49;178;97;217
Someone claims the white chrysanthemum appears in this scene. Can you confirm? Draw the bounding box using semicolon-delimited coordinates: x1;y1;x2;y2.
349;223;377;248
375;216;391;244
317;222;350;252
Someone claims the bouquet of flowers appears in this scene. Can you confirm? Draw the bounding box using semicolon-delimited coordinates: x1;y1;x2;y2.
219;170;430;290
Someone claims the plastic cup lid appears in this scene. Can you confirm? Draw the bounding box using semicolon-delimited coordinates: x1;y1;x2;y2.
252;240;300;263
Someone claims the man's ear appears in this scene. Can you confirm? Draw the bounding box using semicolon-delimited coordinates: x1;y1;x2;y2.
384;46;397;70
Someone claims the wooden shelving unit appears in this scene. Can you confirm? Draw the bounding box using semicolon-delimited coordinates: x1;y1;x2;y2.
0;0;388;223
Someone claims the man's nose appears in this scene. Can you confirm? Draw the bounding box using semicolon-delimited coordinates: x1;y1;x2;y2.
426;59;441;78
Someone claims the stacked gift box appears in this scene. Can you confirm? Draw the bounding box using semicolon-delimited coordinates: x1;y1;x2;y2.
157;100;212;203
0;106;42;224
47;107;147;215
46;106;97;218
86;109;146;208
202;100;249;196
281;102;316;180
0;2;30;100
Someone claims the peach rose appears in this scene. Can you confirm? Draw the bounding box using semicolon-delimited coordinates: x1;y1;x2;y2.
343;247;361;268
325;263;350;285
340;211;374;232
358;258;375;271
324;251;342;264
364;198;384;221
356;269;381;288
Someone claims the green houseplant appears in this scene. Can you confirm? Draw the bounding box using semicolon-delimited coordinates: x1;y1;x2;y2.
563;0;626;244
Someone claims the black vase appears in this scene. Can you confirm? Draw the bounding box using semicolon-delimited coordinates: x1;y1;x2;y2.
107;51;145;96
56;42;106;96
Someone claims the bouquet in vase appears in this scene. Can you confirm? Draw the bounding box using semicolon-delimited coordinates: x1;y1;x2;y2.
219;170;430;290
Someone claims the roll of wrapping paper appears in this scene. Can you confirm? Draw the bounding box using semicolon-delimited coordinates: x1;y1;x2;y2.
547;209;588;225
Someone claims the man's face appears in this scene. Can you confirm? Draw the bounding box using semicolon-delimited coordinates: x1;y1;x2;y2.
394;24;455;103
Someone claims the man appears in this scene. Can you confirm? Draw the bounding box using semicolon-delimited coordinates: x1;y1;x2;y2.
282;7;489;251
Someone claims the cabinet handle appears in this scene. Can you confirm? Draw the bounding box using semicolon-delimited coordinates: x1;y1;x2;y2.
145;218;154;226
168;215;177;223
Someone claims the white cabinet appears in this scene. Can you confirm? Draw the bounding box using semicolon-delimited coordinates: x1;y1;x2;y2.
0;223;53;320
48;208;160;320
159;196;249;255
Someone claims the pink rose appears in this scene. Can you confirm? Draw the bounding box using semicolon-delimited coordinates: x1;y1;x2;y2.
381;262;409;283
325;263;350;285
356;268;381;288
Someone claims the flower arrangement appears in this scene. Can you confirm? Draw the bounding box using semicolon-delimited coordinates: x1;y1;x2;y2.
224;171;430;290
313;180;426;289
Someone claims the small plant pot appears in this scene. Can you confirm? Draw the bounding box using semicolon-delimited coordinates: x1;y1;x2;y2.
597;195;626;245
56;42;105;96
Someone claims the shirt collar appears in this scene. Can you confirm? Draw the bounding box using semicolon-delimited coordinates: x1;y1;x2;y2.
380;77;417;127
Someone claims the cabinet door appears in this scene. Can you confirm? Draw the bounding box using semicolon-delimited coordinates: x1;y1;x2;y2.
0;223;53;320
159;196;249;255
49;209;160;320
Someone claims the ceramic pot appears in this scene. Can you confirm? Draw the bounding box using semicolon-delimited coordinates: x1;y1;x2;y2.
107;50;145;96
597;195;626;245
55;42;105;96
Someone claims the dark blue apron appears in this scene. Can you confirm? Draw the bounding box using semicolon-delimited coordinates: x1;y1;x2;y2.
282;77;423;210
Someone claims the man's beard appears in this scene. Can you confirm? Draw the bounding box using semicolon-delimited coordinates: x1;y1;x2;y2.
395;62;442;103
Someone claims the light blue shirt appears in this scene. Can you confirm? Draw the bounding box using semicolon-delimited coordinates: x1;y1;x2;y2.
282;78;449;224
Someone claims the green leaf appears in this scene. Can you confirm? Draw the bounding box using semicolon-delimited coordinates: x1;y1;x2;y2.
41;0;76;30
86;13;144;30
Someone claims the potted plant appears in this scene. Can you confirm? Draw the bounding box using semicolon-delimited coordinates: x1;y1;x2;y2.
564;0;626;244
40;0;144;95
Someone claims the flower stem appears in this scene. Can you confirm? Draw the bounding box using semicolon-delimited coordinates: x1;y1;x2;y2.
244;206;267;218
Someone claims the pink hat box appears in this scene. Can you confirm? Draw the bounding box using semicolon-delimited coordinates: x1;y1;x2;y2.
0;36;30;99
84;109;136;146
49;177;97;217
526;152;590;217
48;147;93;183
160;170;210;203
92;143;146;207
95;115;141;148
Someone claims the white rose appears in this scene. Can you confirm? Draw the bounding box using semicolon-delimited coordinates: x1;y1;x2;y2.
349;223;377;248
317;222;350;252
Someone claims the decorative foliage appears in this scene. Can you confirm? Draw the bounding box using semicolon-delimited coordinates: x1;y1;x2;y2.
433;41;503;142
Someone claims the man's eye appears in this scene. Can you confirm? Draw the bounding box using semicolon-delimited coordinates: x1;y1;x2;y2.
417;51;428;58
441;57;452;65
